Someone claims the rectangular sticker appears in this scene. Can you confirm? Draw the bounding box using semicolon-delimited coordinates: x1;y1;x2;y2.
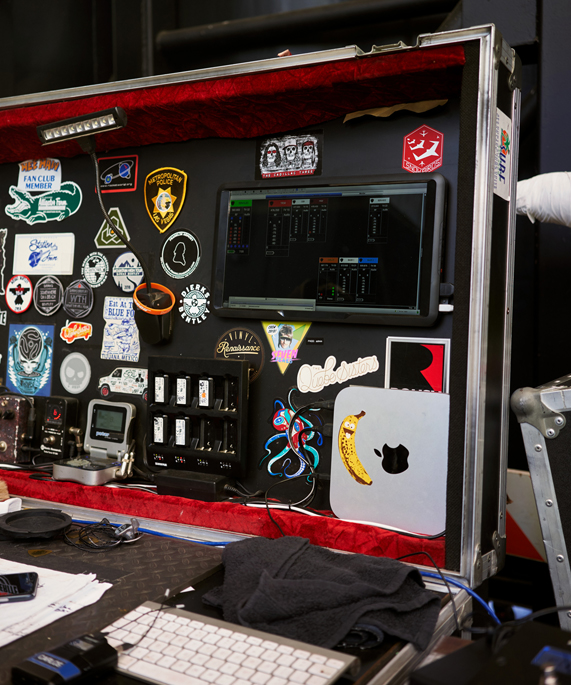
101;296;140;363
18;159;61;192
385;337;450;393
13;233;75;275
7;324;54;396
256;131;323;180
494;108;512;201
97;155;138;193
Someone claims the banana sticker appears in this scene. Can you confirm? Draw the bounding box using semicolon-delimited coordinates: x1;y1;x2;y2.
338;411;372;485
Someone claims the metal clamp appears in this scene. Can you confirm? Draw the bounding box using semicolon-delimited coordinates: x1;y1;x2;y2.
510;386;566;439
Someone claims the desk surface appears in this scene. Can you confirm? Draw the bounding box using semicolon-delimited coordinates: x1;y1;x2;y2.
0;529;223;684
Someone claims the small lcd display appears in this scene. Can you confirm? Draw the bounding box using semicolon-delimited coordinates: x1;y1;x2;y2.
212;174;446;326
94;407;125;434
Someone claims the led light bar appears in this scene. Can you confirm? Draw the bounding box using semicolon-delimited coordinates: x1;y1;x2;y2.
37;107;127;145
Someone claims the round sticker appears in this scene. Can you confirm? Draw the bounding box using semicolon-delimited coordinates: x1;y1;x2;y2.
214;327;265;382
60;352;91;394
179;283;210;325
6;275;33;314
160;230;200;279
63;280;94;319
33;275;64;316
112;251;144;293
81;252;109;288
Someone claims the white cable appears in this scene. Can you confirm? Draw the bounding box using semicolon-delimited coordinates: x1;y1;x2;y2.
244;502;322;516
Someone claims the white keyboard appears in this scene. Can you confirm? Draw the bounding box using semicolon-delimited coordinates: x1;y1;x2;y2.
104;601;359;685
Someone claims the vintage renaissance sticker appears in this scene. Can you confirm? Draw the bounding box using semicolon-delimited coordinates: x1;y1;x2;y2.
297;354;380;393
18;159;61;192
214;327;265;383
112;251;144;293
179;283;210;325
494;108;512;201
262;321;312;375
385;337;450;393
63;280;94;319
101;296;140;363
98;367;148;399
98;155;138;193
60;321;93;344
94;207;131;249
60;352;91;394
33;275;64;316
5;181;82;225
257;131;323;179
402;125;444;173
81;252;109;288
160;230;200;279
6;275;33;314
7;324;54;397
0;229;7;296
13;233;75;275
144;167;187;233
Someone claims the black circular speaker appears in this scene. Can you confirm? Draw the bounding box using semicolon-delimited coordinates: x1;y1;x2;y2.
0;509;72;539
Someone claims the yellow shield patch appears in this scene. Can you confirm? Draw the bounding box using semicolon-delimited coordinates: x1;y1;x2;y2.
144;167;187;233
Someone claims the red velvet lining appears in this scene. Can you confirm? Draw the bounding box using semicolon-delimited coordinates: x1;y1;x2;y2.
0;471;445;566
0;45;464;165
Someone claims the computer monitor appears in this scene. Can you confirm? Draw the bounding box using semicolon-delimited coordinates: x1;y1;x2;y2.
212;173;446;326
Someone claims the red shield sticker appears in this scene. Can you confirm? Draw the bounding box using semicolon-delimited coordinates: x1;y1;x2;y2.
402;125;444;173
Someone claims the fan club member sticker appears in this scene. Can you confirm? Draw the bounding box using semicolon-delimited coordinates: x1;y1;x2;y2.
179;283;210;325
98;155;138;193
144;167;187;234
6;275;33;313
81;252;109;288
402;125;444;173
33;275;64;316
112;251;144;293
215;328;264;382
5;181;82;225
94;207;131;249
101;296;140;363
7;324;54;397
17;158;62;192
60;321;93;344
60;352;91;394
63;280;94;319
160;230;200;279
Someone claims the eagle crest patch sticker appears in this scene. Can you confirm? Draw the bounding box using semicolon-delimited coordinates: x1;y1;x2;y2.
144;167;187;233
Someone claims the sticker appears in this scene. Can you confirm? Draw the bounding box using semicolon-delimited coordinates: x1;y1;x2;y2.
112;251;144;293
98;155;138;193
0;229;8;295
494;108;512;201
59;352;91;394
94;207;131;249
260;392;323;479
98;367;148;399
7;324;54;396
214;327;265;382
385;337;450;393
63;280;93;319
0;312;7;325
144;167;187;233
33;275;64;316
18;159;61;192
60;321;93;344
5;182;82;224
81;252;109;288
13;233;75;275
101;296;140;363
402;125;444;173
179;283;210;325
257;131;323;179
262;321;312;375
297;354;380;394
160;230;200;279
6;275;33;313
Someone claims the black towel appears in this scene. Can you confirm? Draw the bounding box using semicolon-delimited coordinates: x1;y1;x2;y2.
203;536;441;651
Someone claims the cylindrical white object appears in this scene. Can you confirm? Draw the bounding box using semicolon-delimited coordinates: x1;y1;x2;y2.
516;172;571;227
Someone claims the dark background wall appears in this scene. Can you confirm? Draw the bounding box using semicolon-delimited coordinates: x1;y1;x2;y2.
0;0;565;473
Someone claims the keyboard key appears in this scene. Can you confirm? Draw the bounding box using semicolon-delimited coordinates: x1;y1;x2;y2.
309;664;336;677
246;646;264;658
218;628;233;638
262;641;279;651
220;662;240;675
309;654;326;664
267;677;287;685
258;662;277;675
128;660;201;685
117;654;137;670
307;676;327;685
251;672;271;685
293;659;312;671
274;666;293;679
261;650;280;663
206;658;225;671
130;647;149;660
246;636;263;646
326;658;345;670
235;666;255;680
202;669;222;682
173;660;192;673
290;671;310;684
293;650;310;659
218;637;235;650
215;675;236;685
143;652;162;664
191;653;210;666
186;665;206;678
277;646;294;655
242;657;262;669
157;655;176;668
276;654;295;667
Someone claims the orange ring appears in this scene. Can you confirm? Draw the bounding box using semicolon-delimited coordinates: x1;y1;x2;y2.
133;282;175;315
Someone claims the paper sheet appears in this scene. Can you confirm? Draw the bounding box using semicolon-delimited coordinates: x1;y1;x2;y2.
0;558;112;647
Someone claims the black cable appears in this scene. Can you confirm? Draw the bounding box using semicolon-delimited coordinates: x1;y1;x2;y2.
396;551;460;634
64;518;141;553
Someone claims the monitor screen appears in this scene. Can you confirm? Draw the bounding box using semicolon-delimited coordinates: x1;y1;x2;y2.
212;173;446;326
